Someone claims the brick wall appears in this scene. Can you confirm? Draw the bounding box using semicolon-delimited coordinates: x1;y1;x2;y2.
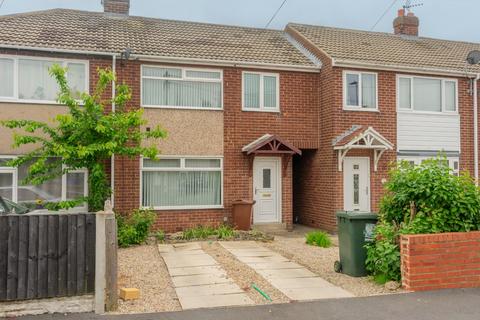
287;26;478;232
401;232;480;291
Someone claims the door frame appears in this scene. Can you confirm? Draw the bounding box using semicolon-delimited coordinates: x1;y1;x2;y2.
252;156;282;224
343;156;371;212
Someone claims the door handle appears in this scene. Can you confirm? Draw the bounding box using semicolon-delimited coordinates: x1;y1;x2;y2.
366;186;369;195
255;188;258;195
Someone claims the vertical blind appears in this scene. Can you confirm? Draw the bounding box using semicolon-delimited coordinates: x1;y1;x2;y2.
361;74;376;109
346;72;376;108
0;58;14;97
243;72;279;110
0;56;87;102
142;158;222;208
142;66;222;109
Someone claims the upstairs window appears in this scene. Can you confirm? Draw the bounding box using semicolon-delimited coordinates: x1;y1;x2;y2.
398;75;457;113
242;72;279;112
0;56;88;103
141;66;223;110
343;71;377;110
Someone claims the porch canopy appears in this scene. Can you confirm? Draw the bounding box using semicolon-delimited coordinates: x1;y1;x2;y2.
242;134;301;176
242;134;302;156
333;126;393;171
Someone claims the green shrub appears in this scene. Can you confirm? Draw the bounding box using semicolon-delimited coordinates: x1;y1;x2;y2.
117;209;156;248
366;157;480;282
305;231;332;248
154;230;165;242
182;225;236;240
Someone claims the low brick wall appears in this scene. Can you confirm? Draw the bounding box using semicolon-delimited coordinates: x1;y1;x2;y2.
400;232;480;291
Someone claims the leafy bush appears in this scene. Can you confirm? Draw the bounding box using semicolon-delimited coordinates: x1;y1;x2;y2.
182;225;235;240
117;209;156;248
365;223;401;283
155;230;165;242
366;157;480;282
305;231;332;248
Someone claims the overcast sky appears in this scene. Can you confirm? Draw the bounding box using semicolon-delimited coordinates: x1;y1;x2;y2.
1;0;479;43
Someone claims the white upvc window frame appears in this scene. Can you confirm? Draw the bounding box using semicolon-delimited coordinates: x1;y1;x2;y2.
398;155;460;176
140;155;224;210
241;71;280;113
140;65;224;110
0;155;88;211
396;74;459;115
342;70;379;112
0;54;89;104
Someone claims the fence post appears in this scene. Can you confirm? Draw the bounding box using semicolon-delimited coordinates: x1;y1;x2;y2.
95;200;118;314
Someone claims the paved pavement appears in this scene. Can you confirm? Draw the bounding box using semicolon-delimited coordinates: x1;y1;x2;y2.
18;288;480;320
158;242;253;309
221;241;352;300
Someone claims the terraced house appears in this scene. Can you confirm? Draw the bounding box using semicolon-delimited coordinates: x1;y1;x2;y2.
0;0;479;232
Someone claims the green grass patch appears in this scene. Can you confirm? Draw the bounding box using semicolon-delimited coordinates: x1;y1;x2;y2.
182;225;236;240
305;230;332;248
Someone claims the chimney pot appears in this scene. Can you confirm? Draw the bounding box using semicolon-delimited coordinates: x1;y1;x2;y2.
102;0;130;15
393;8;419;36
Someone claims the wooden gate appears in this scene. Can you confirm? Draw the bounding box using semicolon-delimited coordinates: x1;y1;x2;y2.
0;213;96;301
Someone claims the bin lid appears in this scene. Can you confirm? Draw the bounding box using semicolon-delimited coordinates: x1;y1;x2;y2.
336;211;378;220
232;199;256;205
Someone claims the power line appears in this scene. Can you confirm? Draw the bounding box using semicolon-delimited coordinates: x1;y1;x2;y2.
370;0;398;31
265;0;288;29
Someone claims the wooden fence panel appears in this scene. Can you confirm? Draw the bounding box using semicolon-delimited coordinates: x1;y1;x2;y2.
0;213;96;302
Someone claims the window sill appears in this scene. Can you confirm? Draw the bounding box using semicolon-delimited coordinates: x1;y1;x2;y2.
141;105;223;111
242;108;280;113
142;205;224;211
0;99;63;106
397;110;459;116
343;107;379;113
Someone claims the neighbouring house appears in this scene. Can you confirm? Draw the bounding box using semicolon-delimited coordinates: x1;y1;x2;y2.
0;1;479;232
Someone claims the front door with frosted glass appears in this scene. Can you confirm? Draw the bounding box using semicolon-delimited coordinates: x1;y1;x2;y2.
253;157;281;223
343;157;370;212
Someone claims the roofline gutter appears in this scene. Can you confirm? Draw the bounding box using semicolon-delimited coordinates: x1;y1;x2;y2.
0;44;320;73
332;59;478;77
132;54;321;73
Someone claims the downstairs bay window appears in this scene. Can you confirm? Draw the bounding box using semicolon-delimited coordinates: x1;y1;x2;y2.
398;155;459;176
0;157;88;210
141;157;223;210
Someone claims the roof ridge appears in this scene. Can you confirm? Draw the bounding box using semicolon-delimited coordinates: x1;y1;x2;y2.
288;22;480;47
0;7;286;34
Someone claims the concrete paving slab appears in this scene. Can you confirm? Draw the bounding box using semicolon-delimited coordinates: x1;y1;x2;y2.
172;274;230;287
157;244;175;253
220;241;258;249
248;261;304;270
173;243;202;250
282;287;353;301
169;266;225;276
175;283;245;297
163;255;217;268
269;277;337;289
220;242;354;302
179;293;254;310
256;268;317;279
236;255;290;264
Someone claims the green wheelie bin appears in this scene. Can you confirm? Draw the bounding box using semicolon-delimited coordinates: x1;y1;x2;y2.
334;211;378;277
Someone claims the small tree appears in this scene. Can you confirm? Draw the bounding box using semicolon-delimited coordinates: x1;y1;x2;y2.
1;65;166;211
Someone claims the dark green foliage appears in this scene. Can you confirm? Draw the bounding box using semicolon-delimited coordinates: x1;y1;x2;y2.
366;157;480;282
117;209;156;247
305;230;332;248
181;225;236;240
1;65;166;212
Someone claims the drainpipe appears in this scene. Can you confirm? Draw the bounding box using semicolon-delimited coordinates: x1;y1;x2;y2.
111;54;116;206
474;74;479;185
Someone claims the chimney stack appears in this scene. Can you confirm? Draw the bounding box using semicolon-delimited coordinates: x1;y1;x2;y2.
102;0;130;15
393;9;419;36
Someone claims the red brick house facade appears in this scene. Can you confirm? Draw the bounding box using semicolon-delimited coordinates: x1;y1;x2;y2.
1;1;480;233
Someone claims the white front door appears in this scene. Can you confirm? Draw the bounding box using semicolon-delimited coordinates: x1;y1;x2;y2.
343;157;370;212
253;157;281;223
